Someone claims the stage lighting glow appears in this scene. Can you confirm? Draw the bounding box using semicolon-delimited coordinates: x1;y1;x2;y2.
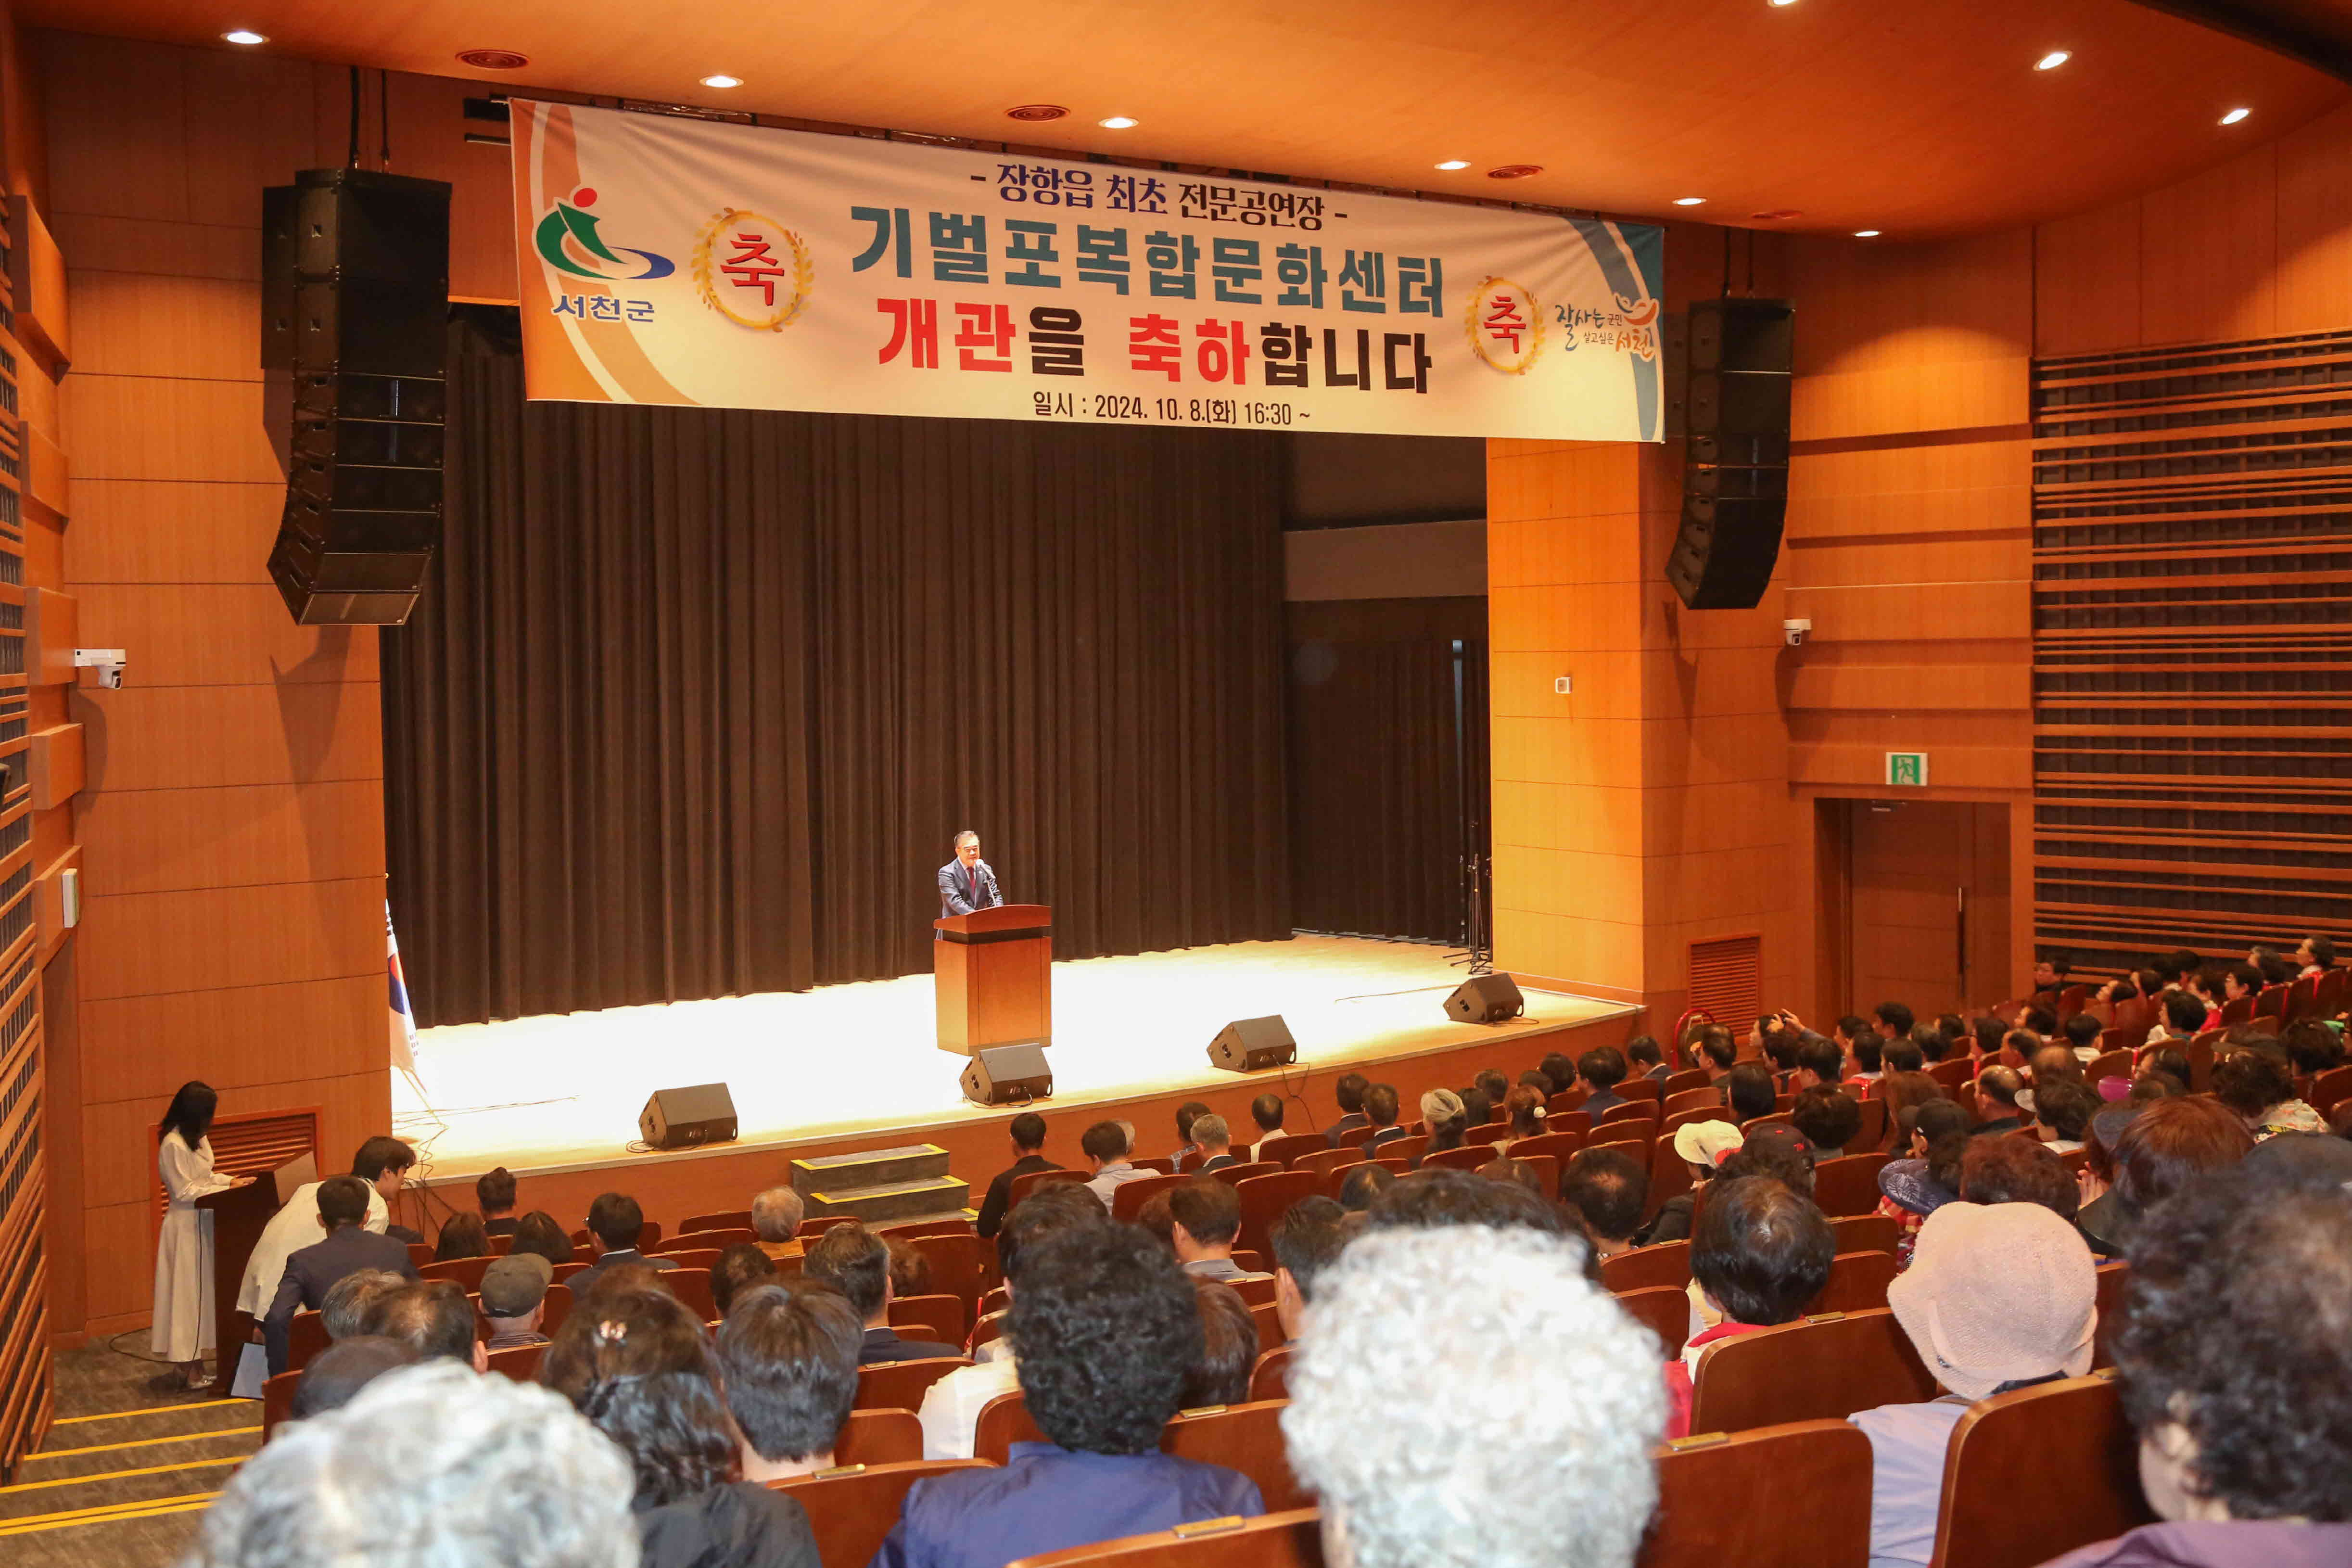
222;28;267;45
2221;107;2250;125
1854;229;1882;238
1099;115;1139;129
1674;196;1706;206
2035;51;2071;71
1435;159;1470;170
700;74;743;89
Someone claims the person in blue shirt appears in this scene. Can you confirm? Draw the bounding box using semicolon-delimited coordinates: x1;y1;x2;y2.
871;1225;1261;1568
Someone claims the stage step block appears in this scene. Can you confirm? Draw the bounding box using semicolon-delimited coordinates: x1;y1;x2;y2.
802;1174;972;1224
792;1143;952;1193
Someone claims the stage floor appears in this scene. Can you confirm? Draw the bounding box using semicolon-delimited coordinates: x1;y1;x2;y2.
392;935;1633;1181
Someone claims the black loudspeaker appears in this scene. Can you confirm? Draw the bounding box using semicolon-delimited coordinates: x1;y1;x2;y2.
1668;297;1793;610
639;1082;738;1150
263;168;451;626
1208;1015;1297;1072
1445;972;1526;1024
962;1043;1054;1106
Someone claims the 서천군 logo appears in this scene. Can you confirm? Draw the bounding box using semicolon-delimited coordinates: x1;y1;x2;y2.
534;187;676;280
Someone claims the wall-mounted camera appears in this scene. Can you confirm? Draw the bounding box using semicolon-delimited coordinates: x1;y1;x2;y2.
74;648;128;688
1782;618;1812;649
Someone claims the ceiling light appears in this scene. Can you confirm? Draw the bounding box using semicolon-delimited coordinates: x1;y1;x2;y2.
457;49;531;70
1435;159;1470;170
1098;115;1138;129
700;74;742;89
2221;106;2251;125
1006;104;1068;122
1673;197;1706;206
1854;229;1882;238
2035;50;2071;71
222;28;266;45
1769;0;1799;7
1486;164;1543;179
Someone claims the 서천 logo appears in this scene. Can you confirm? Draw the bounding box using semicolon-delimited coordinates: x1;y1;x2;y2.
534;187;676;280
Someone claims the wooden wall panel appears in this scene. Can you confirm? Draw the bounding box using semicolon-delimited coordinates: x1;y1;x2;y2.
2137;148;2279;348
2275;104;2352;334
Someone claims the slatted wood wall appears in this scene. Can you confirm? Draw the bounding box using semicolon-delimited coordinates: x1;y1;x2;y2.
2030;330;2352;978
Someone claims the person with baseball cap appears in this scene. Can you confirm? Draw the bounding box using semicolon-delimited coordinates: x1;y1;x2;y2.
1852;1201;2098;1567
1635;1119;1744;1245
479;1253;554;1350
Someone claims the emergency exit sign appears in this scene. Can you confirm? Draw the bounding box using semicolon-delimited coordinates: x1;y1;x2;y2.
1885;752;1929;787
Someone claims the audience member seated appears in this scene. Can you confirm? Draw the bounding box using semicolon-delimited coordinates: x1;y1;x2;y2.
1081;1120;1152;1207
1792;1084;1862;1155
1336;1160;1394;1215
1363;1084;1408;1147
801;1223;956;1365
1853;1203;2098;1568
1636;1120;1742;1245
2293;932;2335;977
1247;1094;1285;1160
569;1194;680;1297
921;1183;1106;1459
716;1281;864;1484
887;1238;932;1303
1182;1278;1256;1407
2211;1046;2325;1140
1268;1196;1347;1340
1875;1100;1971;1267
2076;1097;2254;1257
435;1212;490;1262
1723;1061;1778;1125
2036;1166;2352;1567
1171;1102;1212;1169
361;1279;488;1372
477;1166;520;1237
191;1360;639;1568
2136;1047;2192;1099
1562;1147;1648;1261
1884;1034;1927;1076
2018;1007;2058;1045
1664;1174;1834;1438
1724;1123;1818;1197
2149;992;2205;1051
1134;1189;1179;1254
1363;1166;1576;1245
286;1336;418;1425
238;1137;414;1329
1881;1071;1944;1144
2076;1105;2138;1210
2062;1010;2107;1063
544;1286;819;1568
482;1253;556;1349
710;1242;778;1318
1694;1027;1739;1085
877;1226;1262;1568
1475;1066;1513;1105
1974;1066;2029;1136
1419;1088;1468;1161
1285;1224;1665;1568
1325;1071;1371;1147
1576;1045;1635;1122
1539;1051;1579;1096
1189;1113;1238;1172
1500;1084;1547;1148
1164;1177;1264;1282
973;1115;1055;1240
1793;1035;1848;1093
511;1209;578;1267
264;1175;420;1375
319;1267;404;1341
2034;1079;2099;1153
2279;1017;2346;1079
1875;1000;1917;1046
1845;1034;1887;1091
751;1186;809;1260
1958;1136;2077;1220
1480;1156;1545;1201
1627;1034;1669;1082
2030;955;2071;1000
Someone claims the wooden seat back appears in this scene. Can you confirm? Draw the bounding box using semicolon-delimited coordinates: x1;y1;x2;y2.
889;1292;966;1345
1619;1077;1664;1105
1548;1088;1589;1115
2091;1259;2128;1369
1415;1144;1491;1173
1643;1139;1694;1222
261;1368;300;1440
1250;1300;1284;1353
1806;1249;1899;1315
853;1355;972;1412
974;1390;1049;1464
1233;1171;1322;1262
832;1407;923;1467
1640;1419;1870;1568
681;1209;752;1234
1464;1121;1514;1147
1504;1129;1587;1165
1826;1213;1900;1256
1005;1508;1322;1568
655;1228;756;1253
968;1307;1009;1354
2084;1049;2133;1084
1846;1097;1886;1153
1926;1058;1972;1091
407;1241;435;1268
1812;1153;1892;1218
906;1233;1000;1319
1112;1172;1189;1222
1208;1161;1282;1188
2310;1063;2352;1118
1599;1239;1692;1295
770;1459;993;1568
1928;1374;2154;1568
1009;1168;1089;1208
1161;1399;1310;1512
666;1267;718;1319
1604;1101;1666;1129
1611;1284;1691;1356
1256;1133;1330;1168
1663;1087;1721;1118
1248;1345;1293;1402
1289;1147;1362;1181
419;1255;496;1290
484;1341;545;1382
1688;1309;1936;1435
286;1309;331;1373
1663;1068;1711;1097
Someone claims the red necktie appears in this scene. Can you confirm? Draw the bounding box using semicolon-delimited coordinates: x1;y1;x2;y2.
969;866;979;903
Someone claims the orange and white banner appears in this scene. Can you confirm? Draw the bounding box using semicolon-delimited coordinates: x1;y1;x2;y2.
511;101;1665;440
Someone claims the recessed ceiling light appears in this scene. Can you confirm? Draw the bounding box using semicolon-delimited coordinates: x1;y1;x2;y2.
1486;164;1543;180
1435;159;1470;171
2035;50;2071;71
700;74;742;89
457;49;531;70
1673;197;1706;206
1768;0;1799;7
1098;115;1138;129
2221;106;2251;125
222;28;266;45
1854;229;1882;238
1006;104;1068;122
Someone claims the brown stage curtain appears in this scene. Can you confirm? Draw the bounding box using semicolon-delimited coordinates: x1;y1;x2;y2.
1284;598;1489;943
383;310;1290;1027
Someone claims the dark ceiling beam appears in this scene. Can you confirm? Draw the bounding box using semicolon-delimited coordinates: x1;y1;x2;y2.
2125;0;2352;82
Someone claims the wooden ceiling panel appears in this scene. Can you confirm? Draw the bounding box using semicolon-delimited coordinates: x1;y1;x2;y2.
20;0;2347;234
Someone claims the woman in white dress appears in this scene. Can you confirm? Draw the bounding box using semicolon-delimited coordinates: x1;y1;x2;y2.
153;1082;245;1389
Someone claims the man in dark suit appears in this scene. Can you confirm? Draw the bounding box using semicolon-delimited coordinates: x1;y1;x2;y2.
1364;1084;1409;1148
1324;1073;1370;1147
1191;1114;1239;1172
804;1223;959;1364
975;1112;1060;1239
937;829;1004;924
264;1175;419;1374
565;1192;680;1298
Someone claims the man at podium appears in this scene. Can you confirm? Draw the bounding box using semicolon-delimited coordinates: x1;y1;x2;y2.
938;829;1004;922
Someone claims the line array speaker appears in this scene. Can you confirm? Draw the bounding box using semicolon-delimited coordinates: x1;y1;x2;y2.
1445;972;1526;1024
263;168;452;626
1667;297;1793;610
1208;1015;1297;1072
639;1082;739;1150
962;1043;1055;1106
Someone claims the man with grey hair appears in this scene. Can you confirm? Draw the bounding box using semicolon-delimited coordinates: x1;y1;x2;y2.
184;1360;637;1568
1283;1226;1666;1568
937;829;1003;922
318;1268;404;1341
1190;1114;1238;1172
752;1186;807;1262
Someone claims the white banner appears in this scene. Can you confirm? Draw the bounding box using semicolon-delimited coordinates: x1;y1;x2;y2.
510;101;1665;441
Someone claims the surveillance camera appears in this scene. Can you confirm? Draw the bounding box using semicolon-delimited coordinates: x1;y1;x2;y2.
1782;618;1812;648
74;648;128;688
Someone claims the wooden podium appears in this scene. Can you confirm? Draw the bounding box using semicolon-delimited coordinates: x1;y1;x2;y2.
197;1150;315;1396
934;904;1052;1056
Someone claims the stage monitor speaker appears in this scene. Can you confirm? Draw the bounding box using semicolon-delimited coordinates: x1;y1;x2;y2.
263;167;451;626
1208;1015;1297;1073
1445;972;1526;1025
962;1043;1054;1106
1669;296;1793;611
640;1082;738;1150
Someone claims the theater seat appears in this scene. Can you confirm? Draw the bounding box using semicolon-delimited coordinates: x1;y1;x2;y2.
1687;1309;1936;1435
906;1233;1000;1319
1112;1173;1188;1223
1928;1373;2154;1568
484;1342;544;1382
1416;1144;1491;1173
889;1292;965;1346
1289;1148;1362;1182
1255;1133;1329;1168
680;1209;753;1234
1249;1300;1284;1353
1640;1420;1870;1568
1599;1239;1692;1294
833;1408;923;1467
974;1390;1049;1463
2091;1259;2128;1369
1233;1171;1320;1262
1207;1161;1281;1188
261;1368;302;1440
854;1356;972;1412
1811;1154;1893;1218
1010;1169;1090;1208
880;1218;976;1241
1005;1508;1322;1568
1248;1345;1293;1402
419;1255;497;1290
286;1309;331;1373
1161;1399;1311;1512
654;1228;755;1253
1806;1250;1899;1315
770;1458;993;1568
1826;1214;1899;1256
1611;1284;1692;1357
